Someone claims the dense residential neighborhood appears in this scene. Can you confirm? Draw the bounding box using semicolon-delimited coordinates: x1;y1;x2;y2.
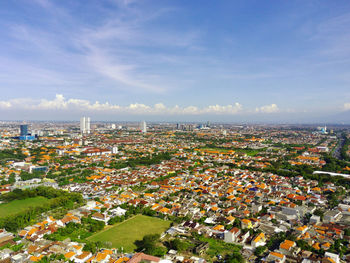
0;122;350;263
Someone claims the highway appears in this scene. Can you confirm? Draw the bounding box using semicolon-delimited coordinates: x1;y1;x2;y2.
313;170;350;179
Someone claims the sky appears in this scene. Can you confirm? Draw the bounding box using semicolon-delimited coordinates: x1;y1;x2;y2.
1;0;350;122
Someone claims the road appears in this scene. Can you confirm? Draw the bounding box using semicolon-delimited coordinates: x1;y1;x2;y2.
333;134;345;160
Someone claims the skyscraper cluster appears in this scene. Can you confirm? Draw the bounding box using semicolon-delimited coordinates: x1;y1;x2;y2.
141;121;147;133
80;117;90;134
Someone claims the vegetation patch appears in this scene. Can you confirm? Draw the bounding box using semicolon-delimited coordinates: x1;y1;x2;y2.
0;149;26;164
199;236;241;256
0;187;84;232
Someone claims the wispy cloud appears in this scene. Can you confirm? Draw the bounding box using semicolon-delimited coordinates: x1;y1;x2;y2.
75;6;201;93
2;0;201;94
311;12;350;58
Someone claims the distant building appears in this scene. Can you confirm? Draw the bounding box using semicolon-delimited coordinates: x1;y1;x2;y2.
29;166;48;173
141;121;147;133
20;125;28;136
110;146;118;154
80;117;91;134
316;125;328;134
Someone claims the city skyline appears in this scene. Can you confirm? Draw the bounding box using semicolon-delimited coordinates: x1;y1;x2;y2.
1;1;350;122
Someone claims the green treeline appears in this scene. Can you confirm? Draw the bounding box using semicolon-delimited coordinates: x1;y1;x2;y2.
0;187;84;232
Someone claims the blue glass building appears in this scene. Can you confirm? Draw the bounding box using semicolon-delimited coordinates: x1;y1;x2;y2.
20;125;28;136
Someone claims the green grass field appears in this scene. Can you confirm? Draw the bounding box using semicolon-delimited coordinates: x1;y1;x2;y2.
0;196;49;218
88;215;171;252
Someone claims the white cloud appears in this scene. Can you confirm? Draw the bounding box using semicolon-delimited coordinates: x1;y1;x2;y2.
0;94;245;115
203;103;242;114
0;101;11;109
344;102;350;110
255;104;279;113
37;94;67;109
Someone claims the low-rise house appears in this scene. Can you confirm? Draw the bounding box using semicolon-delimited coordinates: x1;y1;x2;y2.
323;210;342;223
11;253;27;263
238;231;250;243
224;227;241;243
74;251;92;263
310;215;320;224
64;251;76;261
0;229;14;247
91;212;110;223
251;232;266;248
93;250;111;262
279;239;296;255
266;251;286;262
296;225;308;235
323;252;340;263
241;219;252;229
128;252;160;263
110;207;126;217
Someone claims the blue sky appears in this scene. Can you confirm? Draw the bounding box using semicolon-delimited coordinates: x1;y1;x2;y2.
1;0;350;122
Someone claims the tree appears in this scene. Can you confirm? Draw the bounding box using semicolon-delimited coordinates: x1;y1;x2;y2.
135;234;167;256
140;234;160;248
314;209;324;220
226;251;244;263
170;238;190;252
83;241;97;254
254;246;267;256
344;228;350;236
148;246;167;257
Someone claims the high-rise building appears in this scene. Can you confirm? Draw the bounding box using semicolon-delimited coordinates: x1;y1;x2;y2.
18;124;35;140
80;117;91;134
20;125;28;136
141;121;147;133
